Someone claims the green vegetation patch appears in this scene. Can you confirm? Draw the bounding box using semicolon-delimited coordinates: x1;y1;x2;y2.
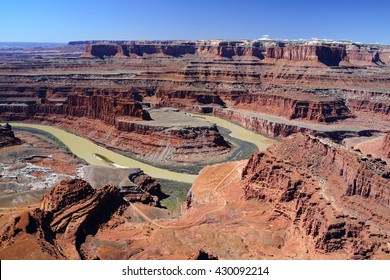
158;178;192;217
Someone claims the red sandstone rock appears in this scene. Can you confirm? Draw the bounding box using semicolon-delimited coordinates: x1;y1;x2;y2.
0;88;151;123
119;169;165;207
81;40;390;67
82;43;127;59
0;179;127;259
382;132;390;158
242;134;390;259
214;108;313;137
0;123;21;147
234;93;353;122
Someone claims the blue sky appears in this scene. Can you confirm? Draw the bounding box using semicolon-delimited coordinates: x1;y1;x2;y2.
1;0;389;44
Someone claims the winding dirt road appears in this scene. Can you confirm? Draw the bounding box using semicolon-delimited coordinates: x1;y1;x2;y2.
129;161;246;229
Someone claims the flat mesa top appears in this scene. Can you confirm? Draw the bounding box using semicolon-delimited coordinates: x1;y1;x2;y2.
119;108;215;128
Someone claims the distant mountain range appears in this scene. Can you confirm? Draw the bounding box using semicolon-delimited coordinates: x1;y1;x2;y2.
0;42;66;50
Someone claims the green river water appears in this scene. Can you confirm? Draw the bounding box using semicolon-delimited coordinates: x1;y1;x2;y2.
7;115;272;183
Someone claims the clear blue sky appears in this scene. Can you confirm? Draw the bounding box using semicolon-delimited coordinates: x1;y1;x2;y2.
1;0;389;44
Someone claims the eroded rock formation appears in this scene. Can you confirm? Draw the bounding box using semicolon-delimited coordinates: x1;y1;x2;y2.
234;94;352;122
0;88;151;123
242;134;390;259
0;123;21;147
117;169;165;207
80;40;388;68
0;179;127;259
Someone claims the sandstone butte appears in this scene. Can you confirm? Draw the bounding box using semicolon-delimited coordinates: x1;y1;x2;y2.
0;123;22;147
0;39;389;259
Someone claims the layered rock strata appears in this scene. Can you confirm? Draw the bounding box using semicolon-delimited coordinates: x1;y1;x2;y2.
0;87;231;165
1;39;390;163
0;179;127;259
242;134;390;259
0;88;151;123
234;94;352;122
213;108;383;140
80;40;389;67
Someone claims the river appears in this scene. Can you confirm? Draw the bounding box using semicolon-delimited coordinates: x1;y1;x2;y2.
188;113;274;150
7;115;273;183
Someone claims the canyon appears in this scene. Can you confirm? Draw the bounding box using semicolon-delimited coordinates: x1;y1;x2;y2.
0;39;389;259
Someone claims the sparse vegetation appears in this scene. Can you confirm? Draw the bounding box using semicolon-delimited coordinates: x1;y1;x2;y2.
158;179;192;217
12;126;86;163
14;126;69;151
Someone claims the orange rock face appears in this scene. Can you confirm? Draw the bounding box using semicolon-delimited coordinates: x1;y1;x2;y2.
383;132;390;158
83;43;127;59
242;134;390;259
0;179;127;259
0;171;167;260
234;93;353;122
0;87;151;123
80;40;388;67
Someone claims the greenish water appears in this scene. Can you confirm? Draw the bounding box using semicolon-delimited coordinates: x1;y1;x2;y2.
158;179;192;216
9;122;197;184
188;113;274;150
5;115;273;184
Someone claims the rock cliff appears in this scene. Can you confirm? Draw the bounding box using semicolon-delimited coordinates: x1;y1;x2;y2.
0;88;151;123
117;169;165;207
0;179;127;259
234;93;353;122
82;43;127;59
242;134;390;259
81;40;389;67
0;179;125;259
214;108;309;137
0;123;22;147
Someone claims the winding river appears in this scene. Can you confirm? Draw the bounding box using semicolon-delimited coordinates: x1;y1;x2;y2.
7;115;273;183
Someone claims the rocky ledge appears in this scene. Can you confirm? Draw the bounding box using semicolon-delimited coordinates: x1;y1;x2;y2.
242;134;390;259
0;123;21;148
0;174;166;259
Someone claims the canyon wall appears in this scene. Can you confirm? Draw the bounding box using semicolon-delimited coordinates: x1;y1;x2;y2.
0;87;151;124
213;108;310;137
0;179;127;259
80;40;389;67
234;94;353;122
345;89;390;116
242;134;390;259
